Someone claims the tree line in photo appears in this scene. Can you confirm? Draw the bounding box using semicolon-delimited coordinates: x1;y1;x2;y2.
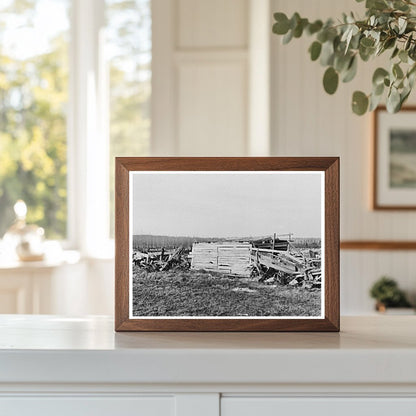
132;234;321;252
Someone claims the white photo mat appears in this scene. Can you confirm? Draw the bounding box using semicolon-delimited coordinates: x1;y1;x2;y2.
376;108;416;208
128;171;325;320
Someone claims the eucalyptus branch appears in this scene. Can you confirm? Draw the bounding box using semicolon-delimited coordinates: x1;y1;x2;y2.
272;0;416;115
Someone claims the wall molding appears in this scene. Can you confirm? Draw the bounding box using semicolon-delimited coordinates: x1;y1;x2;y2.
340;241;416;250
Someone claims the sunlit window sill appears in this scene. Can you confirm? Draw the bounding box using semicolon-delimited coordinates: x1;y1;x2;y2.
0;250;81;271
0;239;115;270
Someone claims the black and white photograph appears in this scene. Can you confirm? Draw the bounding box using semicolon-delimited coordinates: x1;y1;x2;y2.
129;171;324;318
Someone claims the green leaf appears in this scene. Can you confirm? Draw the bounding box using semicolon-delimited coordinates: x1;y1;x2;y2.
377;13;389;25
372;68;389;86
359;45;374;62
370;30;381;44
282;29;293;44
290;12;301;30
393;0;410;11
383;37;396;50
342;56;357;83
325;27;338;42
334;52;352;73
387;87;401;113
341;27;351;43
352;91;369;115
359;38;377;61
405;34;413;51
408;68;416;88
317;30;328;43
393;63;404;79
320;40;335;66
360;37;375;48
347;12;355;24
374;82;385;96
333;35;341;51
293;18;308;38
409;45;416;60
342;25;359;53
323;67;339;95
398;17;407;34
369;92;383;111
309;41;322;61
408;63;416;78
391;47;399;59
397;79;404;89
400;88;411;106
273;13;290;35
390;21;400;34
307;20;323;35
350;32;361;49
366;0;388;10
399;49;408;63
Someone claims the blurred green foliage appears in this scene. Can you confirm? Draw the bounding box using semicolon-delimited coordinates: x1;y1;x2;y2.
0;1;69;238
369;276;411;307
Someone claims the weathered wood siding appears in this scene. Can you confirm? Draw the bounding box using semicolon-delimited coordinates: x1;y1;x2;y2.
191;243;252;277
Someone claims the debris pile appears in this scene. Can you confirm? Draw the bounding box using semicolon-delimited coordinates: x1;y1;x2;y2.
134;234;322;289
251;246;321;288
133;247;190;272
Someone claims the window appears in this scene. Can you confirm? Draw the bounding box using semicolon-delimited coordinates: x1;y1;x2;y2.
0;0;151;251
106;0;151;237
0;0;70;239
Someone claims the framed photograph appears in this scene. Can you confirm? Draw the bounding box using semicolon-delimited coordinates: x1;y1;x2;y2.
374;106;416;209
115;157;339;332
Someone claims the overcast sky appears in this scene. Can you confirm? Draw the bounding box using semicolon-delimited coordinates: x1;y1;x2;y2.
132;172;323;238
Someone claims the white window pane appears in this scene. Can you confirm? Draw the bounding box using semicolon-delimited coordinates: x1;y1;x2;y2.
0;0;70;239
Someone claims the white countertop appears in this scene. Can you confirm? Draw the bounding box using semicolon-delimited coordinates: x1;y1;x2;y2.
0;315;415;386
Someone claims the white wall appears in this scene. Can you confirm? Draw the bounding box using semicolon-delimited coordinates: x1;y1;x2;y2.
48;0;416;317
152;0;252;156
271;0;416;313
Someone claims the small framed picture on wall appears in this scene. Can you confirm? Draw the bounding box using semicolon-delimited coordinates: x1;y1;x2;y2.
374;106;416;209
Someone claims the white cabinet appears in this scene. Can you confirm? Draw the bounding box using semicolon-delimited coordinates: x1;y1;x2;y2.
222;398;416;416
3;396;416;416
1;397;175;416
0;267;57;314
1;316;416;416
0;264;86;314
0;254;114;315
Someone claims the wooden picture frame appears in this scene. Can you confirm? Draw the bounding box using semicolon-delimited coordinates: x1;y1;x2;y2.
115;157;339;332
373;106;416;210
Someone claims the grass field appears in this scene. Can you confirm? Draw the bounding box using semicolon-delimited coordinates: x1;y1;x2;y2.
132;267;321;317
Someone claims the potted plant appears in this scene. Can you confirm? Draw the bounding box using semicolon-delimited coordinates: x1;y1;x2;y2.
369;276;413;313
272;0;416;115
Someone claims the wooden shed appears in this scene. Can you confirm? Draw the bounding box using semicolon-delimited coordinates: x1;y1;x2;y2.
190;242;252;277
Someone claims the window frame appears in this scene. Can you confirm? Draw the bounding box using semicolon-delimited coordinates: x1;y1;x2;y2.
67;0;112;257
